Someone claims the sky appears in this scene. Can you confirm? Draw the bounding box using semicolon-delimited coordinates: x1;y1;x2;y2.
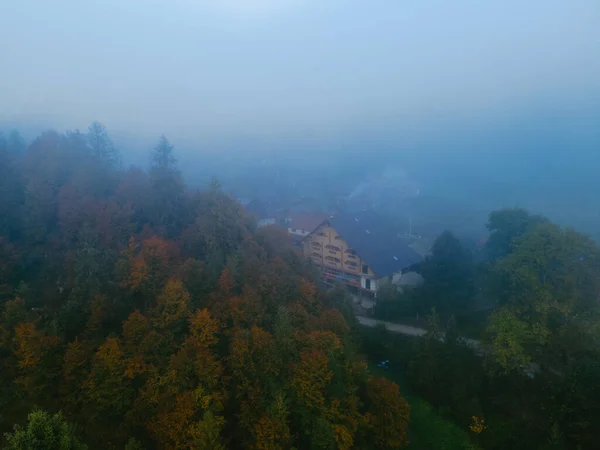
1;0;600;143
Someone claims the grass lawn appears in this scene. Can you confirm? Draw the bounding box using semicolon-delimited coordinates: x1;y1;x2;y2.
370;365;479;450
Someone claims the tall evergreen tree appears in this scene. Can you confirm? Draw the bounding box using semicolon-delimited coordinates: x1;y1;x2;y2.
87;122;120;168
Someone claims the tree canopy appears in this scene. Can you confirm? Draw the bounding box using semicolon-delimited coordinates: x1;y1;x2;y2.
0;125;410;449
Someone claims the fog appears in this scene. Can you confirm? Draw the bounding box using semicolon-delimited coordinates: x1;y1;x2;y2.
2;0;600;240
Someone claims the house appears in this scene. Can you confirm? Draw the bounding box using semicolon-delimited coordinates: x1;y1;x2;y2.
302;210;422;295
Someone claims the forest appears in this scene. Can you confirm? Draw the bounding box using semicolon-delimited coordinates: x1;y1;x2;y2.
0;125;409;449
369;207;600;448
2;124;600;450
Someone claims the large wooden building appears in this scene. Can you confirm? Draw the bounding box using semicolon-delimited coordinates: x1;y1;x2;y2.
302;211;422;295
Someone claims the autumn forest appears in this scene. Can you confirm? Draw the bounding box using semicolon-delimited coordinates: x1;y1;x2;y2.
2;124;600;450
0;125;410;449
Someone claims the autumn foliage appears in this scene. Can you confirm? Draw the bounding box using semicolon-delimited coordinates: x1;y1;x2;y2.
0;127;410;449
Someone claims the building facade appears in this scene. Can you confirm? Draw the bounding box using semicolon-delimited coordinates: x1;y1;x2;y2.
286;211;328;243
302;211;422;295
303;222;378;292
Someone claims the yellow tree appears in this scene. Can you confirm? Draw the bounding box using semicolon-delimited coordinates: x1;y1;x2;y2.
61;337;91;413
120;235;179;309
121;309;159;379
85;337;132;424
13;321;62;405
253;392;293;450
364;377;410;449
152;279;191;335
291;348;333;412
229;326;281;441
135;309;226;449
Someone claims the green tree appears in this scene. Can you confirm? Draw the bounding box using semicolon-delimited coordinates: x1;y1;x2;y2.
124;437;144;450
415;231;475;318
485;208;548;261
483;220;600;447
87;121;120;168
4;409;87;450
485;222;600;372
7;129;26;156
0;141;25;238
148;135;186;236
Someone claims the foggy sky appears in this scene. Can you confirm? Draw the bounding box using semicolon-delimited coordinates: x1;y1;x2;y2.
1;0;599;142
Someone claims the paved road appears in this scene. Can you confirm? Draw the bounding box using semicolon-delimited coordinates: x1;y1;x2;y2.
356;316;481;352
357;316;428;337
356;316;542;376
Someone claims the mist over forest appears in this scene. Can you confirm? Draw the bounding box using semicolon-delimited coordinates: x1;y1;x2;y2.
2;1;600;449
4;95;599;243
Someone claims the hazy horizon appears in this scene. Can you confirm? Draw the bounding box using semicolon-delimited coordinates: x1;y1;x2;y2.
2;0;600;240
2;0;600;144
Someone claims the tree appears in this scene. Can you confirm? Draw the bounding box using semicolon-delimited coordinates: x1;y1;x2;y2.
148;135;186;236
0;239;21;298
6;129;26;155
364;377;410;449
415;231;475;318
0;141;25;238
84;338;132;425
151;135;176;170
485;208;548;261
87;122;120;167
13;322;62;405
481;220;600;447
120;235;179;308
0;125;421;450
191;411;227;450
4;409;87;450
152;279;191;335
61;338;91;414
229;326;281;439
485;222;600;373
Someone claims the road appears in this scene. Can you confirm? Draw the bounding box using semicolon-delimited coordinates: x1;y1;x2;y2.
356;316;428;337
356;316;542;376
356;316;481;352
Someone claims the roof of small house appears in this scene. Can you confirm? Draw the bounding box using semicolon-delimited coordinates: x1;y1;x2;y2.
325;210;422;277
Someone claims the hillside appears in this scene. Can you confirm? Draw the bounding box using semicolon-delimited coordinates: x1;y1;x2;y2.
0;126;410;449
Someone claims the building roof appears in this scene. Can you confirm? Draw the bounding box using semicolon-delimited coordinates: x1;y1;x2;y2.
326;210;422;277
289;211;328;233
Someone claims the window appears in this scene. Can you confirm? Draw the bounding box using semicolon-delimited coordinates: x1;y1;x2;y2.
346;254;356;260
334;235;343;240
325;244;341;252
365;278;371;290
311;252;321;259
362;264;369;274
311;242;322;249
325;256;341;264
345;249;356;255
345;261;358;269
317;232;326;237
